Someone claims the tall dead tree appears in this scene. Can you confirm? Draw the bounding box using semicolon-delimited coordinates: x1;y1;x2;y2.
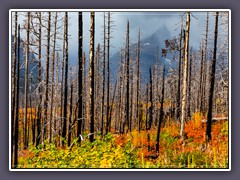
62;12;68;146
36;12;42;147
68;66;73;146
101;12;106;136
11;12;18;164
89;12;95;142
180;12;190;138
206;12;219;142
136;29;141;132
177;21;183;121
202;12;209;114
106;12;111;134
13;24;20;168
23;12;31;149
77;12;83;143
187;47;193;118
148;68;153;130
43;12;51;144
49;12;58;143
156;65;165;155
125;20;130;132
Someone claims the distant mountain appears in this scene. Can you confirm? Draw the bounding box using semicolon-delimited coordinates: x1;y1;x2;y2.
110;25;177;82
11;35;39;92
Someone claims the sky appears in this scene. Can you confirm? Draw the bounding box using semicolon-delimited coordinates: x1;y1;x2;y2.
12;11;228;66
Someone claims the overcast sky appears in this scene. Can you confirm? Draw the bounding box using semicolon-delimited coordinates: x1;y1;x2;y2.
12;11;228;66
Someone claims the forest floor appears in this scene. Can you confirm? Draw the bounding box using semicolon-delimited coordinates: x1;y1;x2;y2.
17;112;229;169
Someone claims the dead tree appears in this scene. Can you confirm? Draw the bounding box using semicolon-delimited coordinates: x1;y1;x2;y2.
156;65;165;155
187;47;193;118
136;29;141;132
36;12;42;147
106;12;111;134
49;12;58;143
11;12;17;165
23;12;31;149
101;12;106;136
77;12;83;143
13;24;20;168
125;20;130;132
89;12;95;142
206;12;219;142
180;12;190;138
62;12;68;146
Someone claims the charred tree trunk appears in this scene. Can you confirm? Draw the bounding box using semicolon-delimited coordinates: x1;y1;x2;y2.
11;12;17;165
89;12;95;142
206;12;219;142
62;12;68;146
156;65;165;155
23;12;31;149
36;12;42;147
13;24;20;168
101;12;106;136
49;12;58;143
136;29;141;132
77;12;83;143
148;68;153;130
125;21;130;132
106;12;111;134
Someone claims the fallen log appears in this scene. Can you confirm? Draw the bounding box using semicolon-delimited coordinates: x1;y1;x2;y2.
202;117;228;123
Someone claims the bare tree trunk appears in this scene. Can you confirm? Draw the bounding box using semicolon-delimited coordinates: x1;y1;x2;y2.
68;67;73;147
148;68;153;130
89;12;95;142
136;29;141;132
101;12;106;136
106;12;111;134
24;12;31;149
180;12;190;138
156;65;165;155
125;21;130;132
77;12;83;143
13;24;20;168
177;23;183;121
203;12;209;114
43;12;51;144
49;12;58;143
62;12;68;146
187;47;193;118
11;12;17;165
206;12;219;142
36;12;42;147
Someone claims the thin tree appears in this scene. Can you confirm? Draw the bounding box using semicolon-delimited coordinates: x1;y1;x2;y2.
36;12;42;147
23;12;31;149
77;12;83;143
11;12;18;164
106;12;111;134
206;12;219;142
156;65;165;155
180;12;190;138
43;12;51;144
177;21;183;120
187;47;193;118
13;24;21;168
136;29;141;132
89;12;95;142
125;20;130;132
62;12;68;146
101;12;106;136
49;12;58;143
